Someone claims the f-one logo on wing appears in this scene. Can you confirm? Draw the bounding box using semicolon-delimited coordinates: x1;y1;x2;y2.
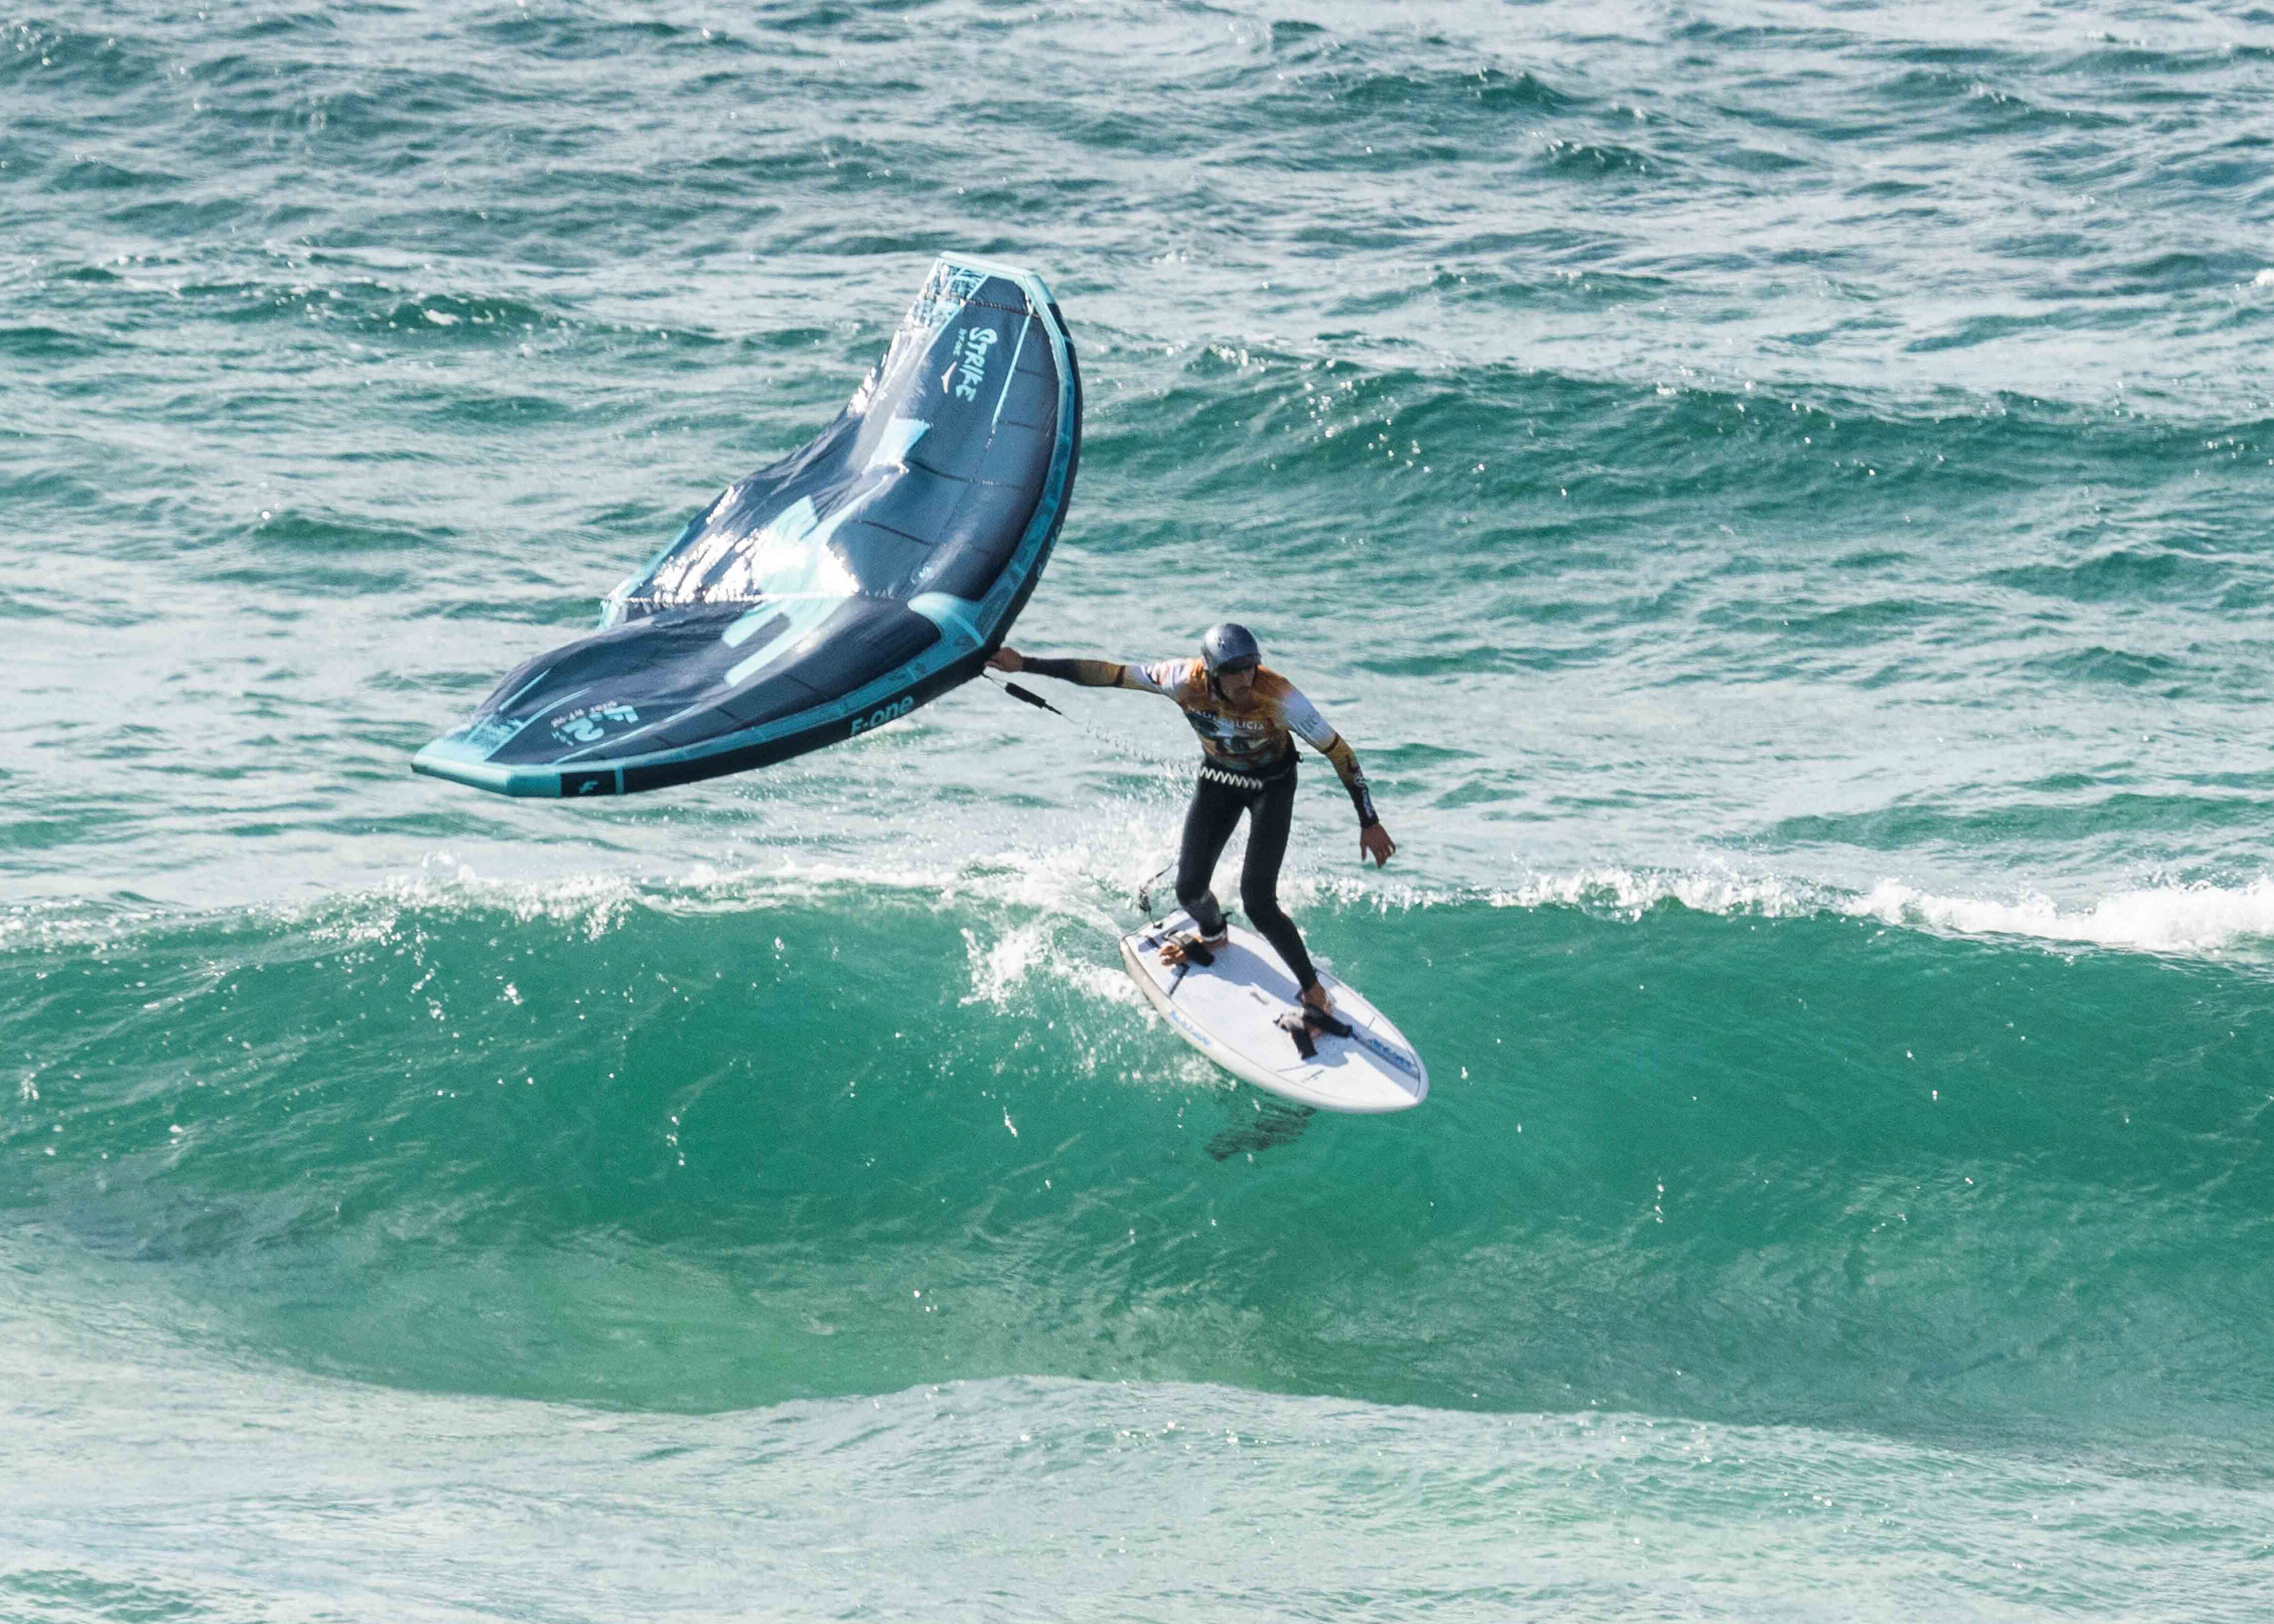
849;696;914;736
948;325;998;402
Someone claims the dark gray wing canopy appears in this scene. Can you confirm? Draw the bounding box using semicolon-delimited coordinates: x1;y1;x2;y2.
414;255;1080;798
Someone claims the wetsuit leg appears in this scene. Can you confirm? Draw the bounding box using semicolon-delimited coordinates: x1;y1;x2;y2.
1174;775;1245;937
1238;768;1317;991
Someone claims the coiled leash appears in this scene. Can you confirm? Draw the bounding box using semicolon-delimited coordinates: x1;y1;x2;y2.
1196;763;1271;792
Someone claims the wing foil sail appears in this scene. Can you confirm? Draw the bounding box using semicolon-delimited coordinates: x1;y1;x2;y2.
414;254;1080;798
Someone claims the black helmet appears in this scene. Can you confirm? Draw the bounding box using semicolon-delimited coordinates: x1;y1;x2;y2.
1200;622;1261;675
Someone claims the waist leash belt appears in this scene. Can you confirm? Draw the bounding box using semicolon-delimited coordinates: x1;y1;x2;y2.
1275;1005;1354;1062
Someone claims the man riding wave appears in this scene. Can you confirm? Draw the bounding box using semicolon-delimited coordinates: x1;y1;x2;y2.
988;623;1396;1018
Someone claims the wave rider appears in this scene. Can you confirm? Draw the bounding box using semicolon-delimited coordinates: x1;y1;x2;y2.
987;623;1396;1018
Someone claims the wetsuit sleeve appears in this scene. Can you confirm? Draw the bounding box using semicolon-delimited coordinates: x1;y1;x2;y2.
1021;656;1193;700
1122;658;1195;697
1019;657;1130;687
1281;687;1381;827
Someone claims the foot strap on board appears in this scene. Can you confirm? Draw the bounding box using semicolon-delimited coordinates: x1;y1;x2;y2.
1164;931;1223;967
1274;1005;1353;1061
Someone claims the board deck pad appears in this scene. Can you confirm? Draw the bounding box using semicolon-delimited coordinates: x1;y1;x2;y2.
1119;911;1428;1113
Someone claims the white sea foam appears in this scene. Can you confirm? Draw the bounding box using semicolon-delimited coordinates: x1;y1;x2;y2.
326;854;645;942
1483;865;1825;922
960;921;1056;1008
25;825;2274;977
1471;862;2274;957
1849;876;2274;954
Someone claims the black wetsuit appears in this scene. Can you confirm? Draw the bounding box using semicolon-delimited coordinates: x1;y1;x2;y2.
1176;753;1312;988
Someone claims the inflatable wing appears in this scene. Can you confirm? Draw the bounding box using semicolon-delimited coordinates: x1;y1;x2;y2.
413;254;1080;798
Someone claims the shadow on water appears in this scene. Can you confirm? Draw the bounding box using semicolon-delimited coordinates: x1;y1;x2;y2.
1205;1097;1317;1162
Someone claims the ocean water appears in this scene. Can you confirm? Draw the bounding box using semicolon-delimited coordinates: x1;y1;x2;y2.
6;1;2274;1616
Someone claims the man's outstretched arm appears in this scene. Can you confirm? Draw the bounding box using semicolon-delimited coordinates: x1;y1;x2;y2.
988;647;1154;689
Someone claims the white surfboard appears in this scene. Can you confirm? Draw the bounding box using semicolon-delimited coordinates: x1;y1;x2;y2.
1119;910;1428;1113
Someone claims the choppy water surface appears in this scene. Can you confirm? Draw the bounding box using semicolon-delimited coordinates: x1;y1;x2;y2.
6;1;2273;1617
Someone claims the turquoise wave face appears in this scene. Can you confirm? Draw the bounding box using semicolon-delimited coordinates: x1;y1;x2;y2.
8;878;2268;1469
